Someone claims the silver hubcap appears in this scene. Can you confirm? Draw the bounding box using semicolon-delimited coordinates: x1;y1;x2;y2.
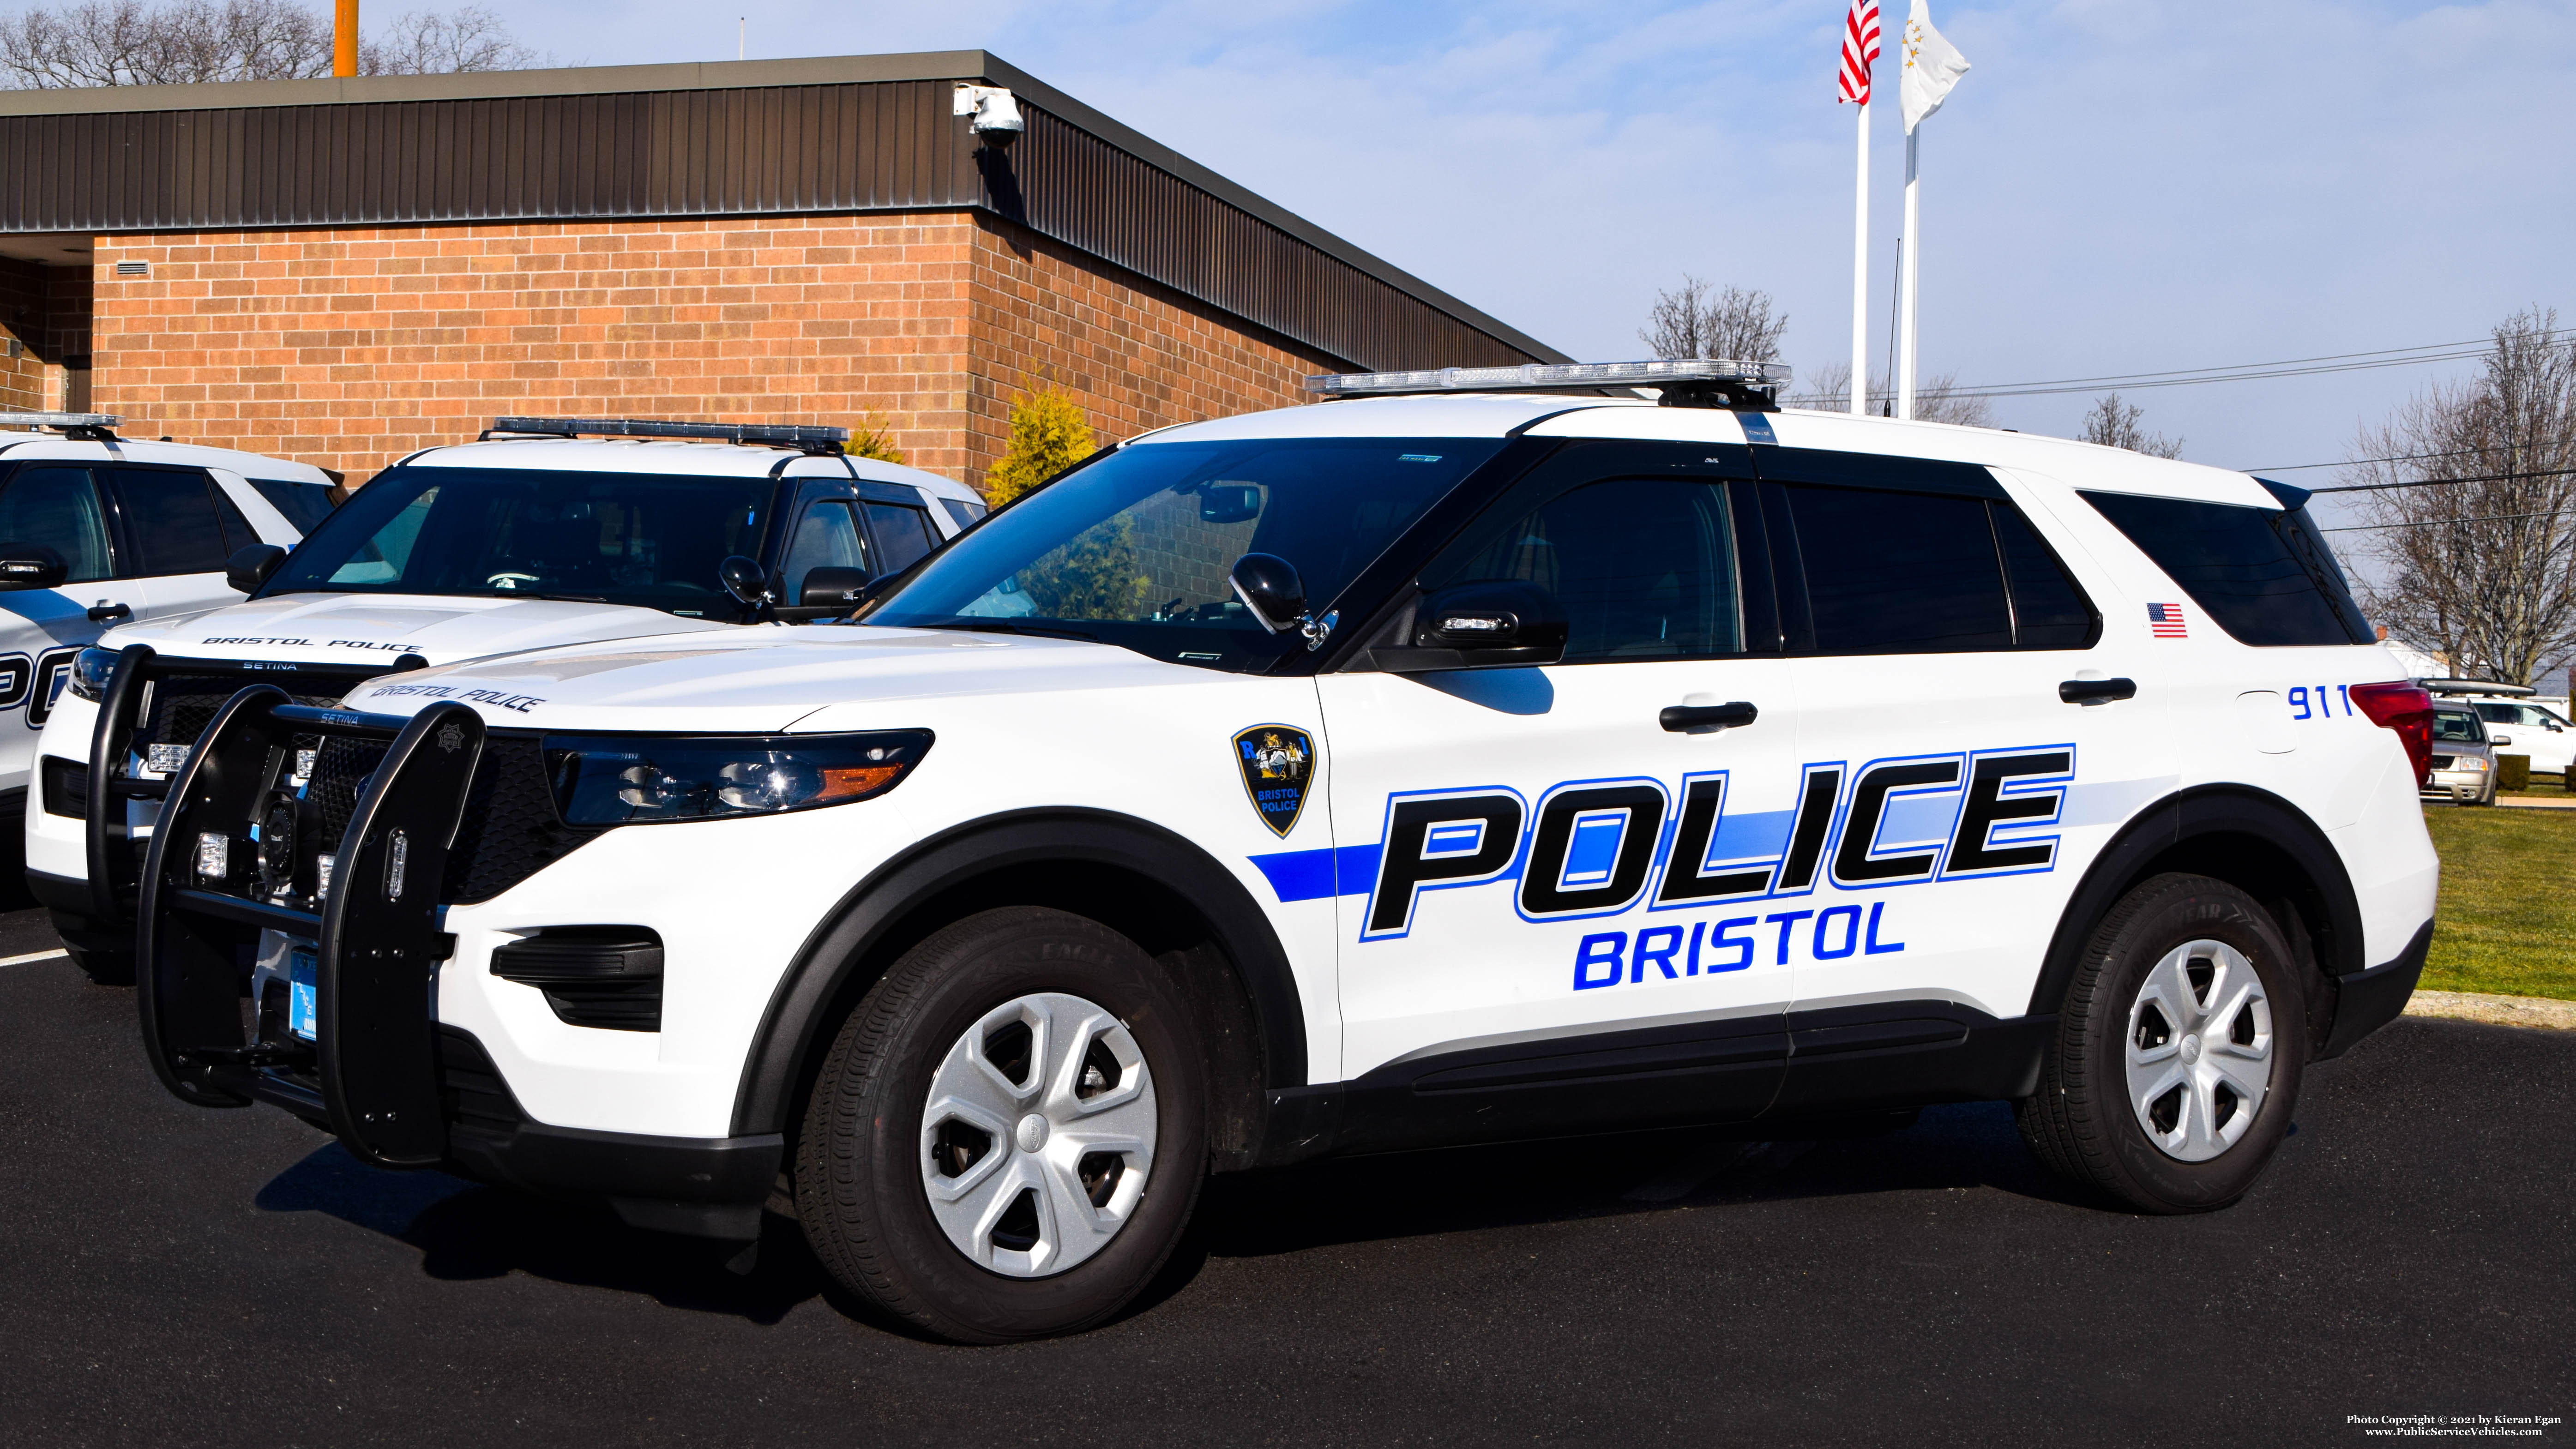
2125;938;2275;1162
919;992;1156;1277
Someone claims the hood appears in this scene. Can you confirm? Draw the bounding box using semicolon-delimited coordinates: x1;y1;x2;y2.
102;592;734;667
337;625;1195;734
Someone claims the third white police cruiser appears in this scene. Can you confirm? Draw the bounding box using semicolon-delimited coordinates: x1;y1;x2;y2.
131;361;2440;1344
30;416;979;977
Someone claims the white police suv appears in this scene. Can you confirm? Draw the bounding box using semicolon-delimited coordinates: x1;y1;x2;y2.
29;416;978;978
132;362;2439;1344
0;413;334;866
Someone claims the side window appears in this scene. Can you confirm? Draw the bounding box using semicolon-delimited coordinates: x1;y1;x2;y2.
939;497;987;531
1429;476;1741;661
861;501;941;576
111;468;231;575
210;487;258;555
0;466;113;583
2079;491;2371;646
248;477;343;535
1784;485;2012;654
1988;501;2100;649
780;501;870;598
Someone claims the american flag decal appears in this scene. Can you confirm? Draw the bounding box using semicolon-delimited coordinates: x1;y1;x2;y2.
1838;0;1882;105
2147;602;2188;638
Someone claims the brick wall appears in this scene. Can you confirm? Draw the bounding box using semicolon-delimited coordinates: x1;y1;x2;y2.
85;212;1335;491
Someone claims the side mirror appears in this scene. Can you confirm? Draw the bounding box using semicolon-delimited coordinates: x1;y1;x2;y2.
1198;484;1262;524
1373;581;1569;673
1228;553;1308;634
225;543;288;594
0;541;67;591
2492;733;2513;746
718;555;772;608
775;565;874;623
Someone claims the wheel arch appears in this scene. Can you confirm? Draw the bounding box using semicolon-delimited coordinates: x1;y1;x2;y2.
2028;785;2362;1052
729;807;1306;1172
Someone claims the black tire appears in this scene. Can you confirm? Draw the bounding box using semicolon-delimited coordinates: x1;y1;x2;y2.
2017;873;2307;1213
795;906;1208;1343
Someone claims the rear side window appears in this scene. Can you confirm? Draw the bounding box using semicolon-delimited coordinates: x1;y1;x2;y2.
2080;491;2372;646
862;501;941;575
939;497;987;531
111;468;231;575
1779;487;2095;654
248;477;343;535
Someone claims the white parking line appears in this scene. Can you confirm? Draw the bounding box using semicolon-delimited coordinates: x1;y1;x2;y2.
0;948;69;967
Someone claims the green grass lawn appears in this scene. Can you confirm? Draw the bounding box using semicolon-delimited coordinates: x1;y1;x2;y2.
2420;806;2576;1000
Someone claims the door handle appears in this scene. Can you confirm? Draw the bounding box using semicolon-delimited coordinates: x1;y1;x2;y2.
1660;700;1758;733
87;602;131;624
2059;677;2136;705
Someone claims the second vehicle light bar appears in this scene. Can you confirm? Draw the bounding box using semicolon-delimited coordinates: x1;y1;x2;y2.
1305;358;1792;399
489;416;851;446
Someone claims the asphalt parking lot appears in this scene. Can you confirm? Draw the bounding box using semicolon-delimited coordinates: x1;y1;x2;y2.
2;905;2568;1449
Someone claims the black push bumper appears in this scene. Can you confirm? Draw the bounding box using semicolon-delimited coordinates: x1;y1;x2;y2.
2319;919;2432;1059
84;644;384;927
135;684;772;1239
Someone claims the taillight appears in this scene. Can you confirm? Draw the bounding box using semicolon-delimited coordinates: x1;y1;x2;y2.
2350;680;2435;784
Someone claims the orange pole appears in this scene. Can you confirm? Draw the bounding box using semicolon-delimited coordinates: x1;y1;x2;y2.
333;0;358;76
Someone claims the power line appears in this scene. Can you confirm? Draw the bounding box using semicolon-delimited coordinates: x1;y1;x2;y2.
2306;466;2576;494
2237;446;2498;474
1939;327;2569;402
2323;509;2576;533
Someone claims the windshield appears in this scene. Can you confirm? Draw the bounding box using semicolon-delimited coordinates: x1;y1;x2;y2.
263;467;775;619
865;437;1504;669
2432;709;2485;744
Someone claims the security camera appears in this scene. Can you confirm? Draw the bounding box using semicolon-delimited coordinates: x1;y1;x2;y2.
952;84;1024;146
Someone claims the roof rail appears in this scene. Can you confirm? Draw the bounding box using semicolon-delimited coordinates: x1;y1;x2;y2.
1305;359;1790;412
0;411;122;441
2421;678;2538;697
483;416;850;454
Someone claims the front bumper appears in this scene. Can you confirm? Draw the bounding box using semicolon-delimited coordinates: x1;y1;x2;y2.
2420;765;2490;800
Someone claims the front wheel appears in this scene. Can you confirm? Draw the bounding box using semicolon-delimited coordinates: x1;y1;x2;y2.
795;907;1208;1343
2018;873;2306;1213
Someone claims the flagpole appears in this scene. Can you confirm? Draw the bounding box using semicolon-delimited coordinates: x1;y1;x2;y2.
1850;96;1870;416
1898;124;1920;421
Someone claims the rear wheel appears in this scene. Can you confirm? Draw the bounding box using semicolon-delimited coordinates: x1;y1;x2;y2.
795;907;1207;1343
2018;873;2306;1213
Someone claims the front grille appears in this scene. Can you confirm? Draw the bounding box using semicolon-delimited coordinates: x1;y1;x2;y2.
143;674;343;752
278;730;606;908
445;737;606;904
2428;755;2456;771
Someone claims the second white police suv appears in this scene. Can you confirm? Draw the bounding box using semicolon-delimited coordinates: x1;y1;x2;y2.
28;416;979;977
132;361;2442;1345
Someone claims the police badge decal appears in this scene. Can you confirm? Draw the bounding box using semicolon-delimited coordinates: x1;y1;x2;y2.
1232;724;1313;838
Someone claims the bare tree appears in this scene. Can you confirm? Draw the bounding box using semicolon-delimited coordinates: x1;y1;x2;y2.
2351;307;2576;686
0;0;536;87
1640;277;1788;364
361;6;536;74
2079;392;2184;458
1794;360;1998;428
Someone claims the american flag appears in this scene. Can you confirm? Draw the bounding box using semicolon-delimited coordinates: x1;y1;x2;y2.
1838;0;1883;105
2148;602;2188;638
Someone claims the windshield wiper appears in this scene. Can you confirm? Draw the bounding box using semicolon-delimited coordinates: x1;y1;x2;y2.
915;620;1100;642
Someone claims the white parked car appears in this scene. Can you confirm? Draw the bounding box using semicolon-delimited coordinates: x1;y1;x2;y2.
0;412;334;871
26;417;981;977
2428;682;2576;778
129;362;2439;1344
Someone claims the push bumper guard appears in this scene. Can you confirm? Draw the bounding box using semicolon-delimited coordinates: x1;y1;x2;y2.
137;685;484;1169
86;644;391;926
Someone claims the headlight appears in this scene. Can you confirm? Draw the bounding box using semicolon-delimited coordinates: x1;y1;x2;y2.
2461;757;2490;772
544;731;933;825
67;646;120;703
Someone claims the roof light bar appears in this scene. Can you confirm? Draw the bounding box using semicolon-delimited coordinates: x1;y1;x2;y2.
2420;678;2538;697
488;416;852;447
1306;358;1792;410
0;411;123;435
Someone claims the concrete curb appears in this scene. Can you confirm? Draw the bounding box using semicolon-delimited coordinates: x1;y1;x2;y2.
2403;990;2576;1031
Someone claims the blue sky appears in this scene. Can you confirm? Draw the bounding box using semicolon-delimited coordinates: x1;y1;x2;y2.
24;0;2576;526
477;0;2570;517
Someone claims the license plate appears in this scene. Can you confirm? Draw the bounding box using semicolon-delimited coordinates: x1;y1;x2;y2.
287;946;319;1041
